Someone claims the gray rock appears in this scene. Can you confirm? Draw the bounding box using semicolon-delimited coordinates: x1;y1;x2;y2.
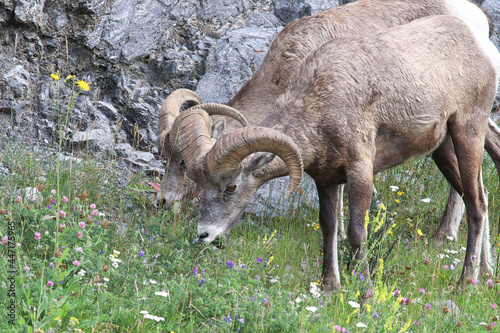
1;65;32;99
72;129;113;152
14;0;47;27
246;174;318;217
274;0;311;23
196;26;279;103
307;0;339;14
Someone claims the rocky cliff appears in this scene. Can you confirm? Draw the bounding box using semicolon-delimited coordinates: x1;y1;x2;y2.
1;0;499;214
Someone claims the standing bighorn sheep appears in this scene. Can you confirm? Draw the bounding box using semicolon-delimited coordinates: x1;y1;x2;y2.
158;0;500;244
174;15;500;291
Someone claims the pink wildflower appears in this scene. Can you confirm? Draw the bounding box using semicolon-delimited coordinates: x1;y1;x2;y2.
333;325;341;332
487;279;494;286
73;260;80;266
76;231;83;239
45;231;49;235
16;196;22;203
471;278;478;286
419;288;425;294
34;232;41;240
79;222;86;228
393;289;400;297
47;281;54;287
90;203;96;209
1;236;8;246
91;209;99;216
492;304;498;310
61;196;68;203
59;210;66;218
76;247;83;253
51;189;56;194
442;265;449;270
425;303;431;310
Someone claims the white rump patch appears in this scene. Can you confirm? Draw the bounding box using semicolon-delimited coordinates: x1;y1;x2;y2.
445;0;490;36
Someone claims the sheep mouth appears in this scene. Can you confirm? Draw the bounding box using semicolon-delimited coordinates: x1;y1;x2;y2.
195;232;229;249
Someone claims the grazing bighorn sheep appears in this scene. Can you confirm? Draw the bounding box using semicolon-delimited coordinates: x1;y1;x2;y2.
175;15;500;291
158;0;500;243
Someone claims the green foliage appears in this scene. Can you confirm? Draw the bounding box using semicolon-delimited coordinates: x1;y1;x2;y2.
0;75;499;331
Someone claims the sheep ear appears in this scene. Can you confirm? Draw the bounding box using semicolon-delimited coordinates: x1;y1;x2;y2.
212;119;226;139
247;152;275;172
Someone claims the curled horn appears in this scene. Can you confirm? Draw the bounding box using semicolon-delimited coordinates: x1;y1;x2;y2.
158;89;202;153
168;103;248;144
203;126;303;198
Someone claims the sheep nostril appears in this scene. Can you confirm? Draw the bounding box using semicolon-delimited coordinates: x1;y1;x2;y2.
198;232;209;239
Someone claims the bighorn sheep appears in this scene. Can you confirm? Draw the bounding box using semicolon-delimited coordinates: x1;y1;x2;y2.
158;0;500;243
175;15;500;291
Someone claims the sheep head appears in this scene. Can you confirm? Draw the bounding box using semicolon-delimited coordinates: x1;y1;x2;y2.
176;109;303;244
157;89;248;208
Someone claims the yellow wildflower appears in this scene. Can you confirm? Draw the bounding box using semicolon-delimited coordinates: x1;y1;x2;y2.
417;229;423;237
364;210;369;232
76;80;90;91
69;317;79;325
395;199;400;203
66;75;74;80
387;230;393;236
397;191;404;196
50;73;60;81
313;224;320;230
398;318;412;333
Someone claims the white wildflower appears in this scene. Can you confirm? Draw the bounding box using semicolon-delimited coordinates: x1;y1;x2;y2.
390;186;399;192
150;279;157;284
305;306;318;312
348;301;360;308
356;323;367;328
421;198;431;203
144;314;165;322
155;291;169;297
309;282;321;298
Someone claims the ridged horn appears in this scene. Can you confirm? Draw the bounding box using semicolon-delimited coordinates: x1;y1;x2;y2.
203;126;303;198
176;108;216;181
169;103;248;144
158;89;202;152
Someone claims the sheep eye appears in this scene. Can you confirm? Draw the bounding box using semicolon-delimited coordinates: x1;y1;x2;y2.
225;185;237;192
179;160;186;173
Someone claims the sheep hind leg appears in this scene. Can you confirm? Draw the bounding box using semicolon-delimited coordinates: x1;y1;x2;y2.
346;159;375;295
316;182;342;292
432;186;465;247
485;118;500;249
436;126;491;282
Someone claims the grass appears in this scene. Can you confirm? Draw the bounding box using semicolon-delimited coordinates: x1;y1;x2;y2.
1;139;499;333
0;77;499;332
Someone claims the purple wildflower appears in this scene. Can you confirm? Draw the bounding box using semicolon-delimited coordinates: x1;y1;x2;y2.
226;260;234;269
257;257;263;264
193;267;198;275
139;250;145;257
223;314;232;323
